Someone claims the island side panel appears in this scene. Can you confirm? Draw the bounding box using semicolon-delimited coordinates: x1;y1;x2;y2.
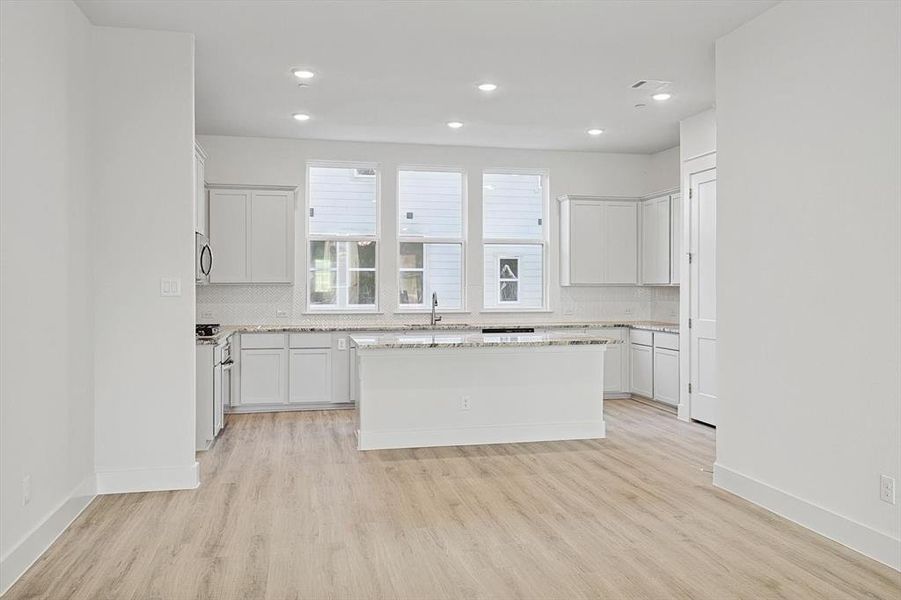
356;345;605;450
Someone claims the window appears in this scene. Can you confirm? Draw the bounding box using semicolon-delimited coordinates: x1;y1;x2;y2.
307;165;379;310
482;172;546;310
397;169;464;310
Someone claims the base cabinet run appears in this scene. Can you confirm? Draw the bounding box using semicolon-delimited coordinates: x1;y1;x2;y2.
628;329;679;406
234;332;353;411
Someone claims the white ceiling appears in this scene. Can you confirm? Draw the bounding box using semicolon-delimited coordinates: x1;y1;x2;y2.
76;0;776;154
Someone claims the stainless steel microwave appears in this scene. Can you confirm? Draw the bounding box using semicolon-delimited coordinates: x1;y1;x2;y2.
195;232;212;284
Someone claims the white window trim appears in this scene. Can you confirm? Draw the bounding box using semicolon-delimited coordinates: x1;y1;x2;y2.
481;169;549;312
305;161;382;313
395;166;468;313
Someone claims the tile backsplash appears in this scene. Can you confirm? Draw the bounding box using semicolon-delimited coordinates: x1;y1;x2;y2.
197;284;679;326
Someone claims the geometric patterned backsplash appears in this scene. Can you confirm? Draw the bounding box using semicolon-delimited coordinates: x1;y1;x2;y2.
197;283;679;326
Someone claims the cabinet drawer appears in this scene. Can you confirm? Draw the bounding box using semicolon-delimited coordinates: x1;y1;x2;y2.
241;333;285;349
289;332;332;349
630;329;653;347
654;332;679;351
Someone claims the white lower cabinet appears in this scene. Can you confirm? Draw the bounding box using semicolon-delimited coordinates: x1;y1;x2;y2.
630;343;654;398
288;349;331;404
653;347;679;405
588;327;629;395
240;348;287;405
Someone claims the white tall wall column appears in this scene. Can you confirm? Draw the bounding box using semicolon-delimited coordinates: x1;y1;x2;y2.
714;0;900;569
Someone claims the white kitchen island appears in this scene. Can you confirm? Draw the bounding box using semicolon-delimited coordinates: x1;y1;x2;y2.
351;331;617;450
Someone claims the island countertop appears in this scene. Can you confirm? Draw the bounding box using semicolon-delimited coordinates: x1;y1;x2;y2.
350;330;622;350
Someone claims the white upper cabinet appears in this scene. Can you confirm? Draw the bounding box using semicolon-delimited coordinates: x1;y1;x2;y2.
670;193;682;284
193;141;208;235
559;196;638;285
208;186;295;284
640;195;671;285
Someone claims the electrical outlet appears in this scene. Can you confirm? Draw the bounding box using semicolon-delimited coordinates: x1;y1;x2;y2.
275;309;289;318
22;474;31;506
563;307;574;316
337;338;347;351
880;475;896;504
200;310;214;320
461;396;471;411
624;308;634;316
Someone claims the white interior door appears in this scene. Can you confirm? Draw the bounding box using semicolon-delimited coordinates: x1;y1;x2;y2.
689;168;717;425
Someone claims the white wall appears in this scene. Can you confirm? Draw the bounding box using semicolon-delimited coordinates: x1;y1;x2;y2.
714;0;900;569
92;26;198;493
197;134;678;324
0;0;95;591
646;145;681;195
680;109;716;161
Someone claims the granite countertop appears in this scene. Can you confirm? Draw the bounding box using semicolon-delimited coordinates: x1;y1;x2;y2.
350;330;622;350
196;320;678;345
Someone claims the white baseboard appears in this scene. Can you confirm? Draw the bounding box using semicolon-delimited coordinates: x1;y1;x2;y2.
714;463;901;571
95;461;200;495
358;420;606;451
0;475;97;595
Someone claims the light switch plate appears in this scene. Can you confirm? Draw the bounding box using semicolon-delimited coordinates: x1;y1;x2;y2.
160;278;182;297
276;309;289;318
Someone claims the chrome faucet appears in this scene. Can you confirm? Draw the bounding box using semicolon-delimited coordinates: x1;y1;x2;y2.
430;291;442;326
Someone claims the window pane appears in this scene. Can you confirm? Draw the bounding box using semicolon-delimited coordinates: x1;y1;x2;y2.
483;244;543;309
310;240;337;265
483;173;543;240
309;166;377;236
398;170;463;238
399;272;424;305
309;270;337;305
348;241;376;269
399;242;424;269
349;271;376;306
398;243;463;309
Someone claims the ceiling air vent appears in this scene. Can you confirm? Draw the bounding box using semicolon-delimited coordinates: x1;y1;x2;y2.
631;80;648;89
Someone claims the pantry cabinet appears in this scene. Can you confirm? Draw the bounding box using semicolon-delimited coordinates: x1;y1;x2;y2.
559;196;638;285
208;185;295;284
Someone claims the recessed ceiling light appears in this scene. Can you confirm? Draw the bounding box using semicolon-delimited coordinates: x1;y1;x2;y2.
587;128;604;136
477;83;498;92
292;113;311;122
652;93;672;101
447;121;463;129
292;69;315;80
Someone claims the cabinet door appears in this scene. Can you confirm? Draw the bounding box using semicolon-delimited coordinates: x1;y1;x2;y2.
630;344;653;398
640;199;657;284
240;349;286;404
569;201;605;284
653;347;679;406
604;202;638;284
213;363;223;434
194;151;207;236
655;197;671;283
289;349;331;404
670;193;681;284
250;190;292;283
209;189;250;283
603;341;623;392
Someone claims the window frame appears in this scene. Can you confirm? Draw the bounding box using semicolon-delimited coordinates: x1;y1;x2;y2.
481;168;550;312
305;161;381;313
395;165;468;313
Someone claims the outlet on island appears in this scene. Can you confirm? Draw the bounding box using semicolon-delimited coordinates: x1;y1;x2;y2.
461;395;471;411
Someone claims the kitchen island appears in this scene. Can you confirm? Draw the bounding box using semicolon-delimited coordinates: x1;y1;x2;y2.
350;330;617;450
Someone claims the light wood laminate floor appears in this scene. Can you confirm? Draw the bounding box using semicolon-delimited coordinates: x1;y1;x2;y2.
7;399;900;599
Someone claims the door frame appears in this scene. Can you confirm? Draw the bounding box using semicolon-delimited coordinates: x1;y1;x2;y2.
678;152;716;422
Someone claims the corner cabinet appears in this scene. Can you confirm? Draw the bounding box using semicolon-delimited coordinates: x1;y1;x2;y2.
559;196;638;285
208;185;295;284
640;192;681;286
